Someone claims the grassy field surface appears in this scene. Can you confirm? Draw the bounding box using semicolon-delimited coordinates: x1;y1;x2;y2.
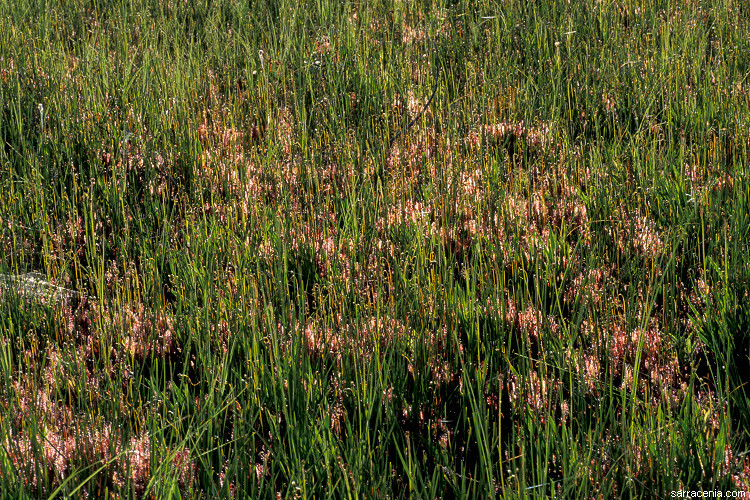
2;0;750;497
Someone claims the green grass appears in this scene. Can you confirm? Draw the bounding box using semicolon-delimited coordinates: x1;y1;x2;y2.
1;0;750;497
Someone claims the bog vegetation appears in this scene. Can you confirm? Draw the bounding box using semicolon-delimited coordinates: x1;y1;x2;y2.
1;0;750;497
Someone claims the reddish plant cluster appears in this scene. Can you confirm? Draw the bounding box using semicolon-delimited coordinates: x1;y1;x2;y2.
112;303;179;362
0;288;191;497
301;315;411;363
3;392;180;500
506;370;565;426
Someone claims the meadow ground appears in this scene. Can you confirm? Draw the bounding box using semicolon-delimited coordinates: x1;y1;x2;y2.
1;0;750;497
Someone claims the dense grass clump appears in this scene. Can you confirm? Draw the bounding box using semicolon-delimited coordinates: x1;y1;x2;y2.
1;0;750;497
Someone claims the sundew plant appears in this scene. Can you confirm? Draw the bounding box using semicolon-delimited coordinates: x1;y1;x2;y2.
1;0;750;498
